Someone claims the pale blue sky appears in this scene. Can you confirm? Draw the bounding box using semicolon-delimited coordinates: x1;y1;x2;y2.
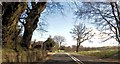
31;2;119;47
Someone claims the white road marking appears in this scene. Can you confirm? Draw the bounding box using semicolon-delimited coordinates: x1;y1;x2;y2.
48;53;56;56
66;53;84;64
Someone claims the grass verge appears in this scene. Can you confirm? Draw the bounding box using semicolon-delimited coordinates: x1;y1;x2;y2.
77;49;119;59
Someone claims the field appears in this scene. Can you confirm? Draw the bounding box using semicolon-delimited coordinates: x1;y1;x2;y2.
77;47;119;60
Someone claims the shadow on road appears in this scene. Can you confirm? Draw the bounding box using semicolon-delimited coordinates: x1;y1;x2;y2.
2;52;120;64
82;61;120;64
1;61;120;64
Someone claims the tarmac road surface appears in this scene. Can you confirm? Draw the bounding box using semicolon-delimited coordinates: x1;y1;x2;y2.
42;52;120;64
2;52;119;64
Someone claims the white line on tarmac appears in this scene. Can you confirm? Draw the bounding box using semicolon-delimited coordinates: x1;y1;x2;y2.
48;52;56;55
51;53;56;56
66;53;84;64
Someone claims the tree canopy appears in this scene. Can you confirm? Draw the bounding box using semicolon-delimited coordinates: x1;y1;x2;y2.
44;36;56;50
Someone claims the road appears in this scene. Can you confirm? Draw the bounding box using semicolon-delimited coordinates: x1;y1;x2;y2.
2;52;119;64
41;52;120;64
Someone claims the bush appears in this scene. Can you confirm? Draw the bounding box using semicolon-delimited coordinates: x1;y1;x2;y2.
2;48;47;62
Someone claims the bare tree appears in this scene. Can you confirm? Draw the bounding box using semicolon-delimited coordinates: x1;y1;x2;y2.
53;35;65;51
70;23;94;52
74;2;120;44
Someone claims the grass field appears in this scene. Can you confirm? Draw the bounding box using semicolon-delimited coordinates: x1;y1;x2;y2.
77;48;119;59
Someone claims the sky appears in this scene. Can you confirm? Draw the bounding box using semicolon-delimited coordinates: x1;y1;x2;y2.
31;2;119;47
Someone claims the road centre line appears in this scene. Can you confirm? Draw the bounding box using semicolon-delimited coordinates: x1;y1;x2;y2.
66;53;84;64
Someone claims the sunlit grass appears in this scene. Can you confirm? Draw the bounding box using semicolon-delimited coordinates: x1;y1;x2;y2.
77;49;119;58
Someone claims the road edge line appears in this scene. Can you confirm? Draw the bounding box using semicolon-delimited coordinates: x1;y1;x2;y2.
66;53;84;64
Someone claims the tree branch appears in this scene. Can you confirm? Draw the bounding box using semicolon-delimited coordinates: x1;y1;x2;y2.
19;19;25;26
97;8;117;34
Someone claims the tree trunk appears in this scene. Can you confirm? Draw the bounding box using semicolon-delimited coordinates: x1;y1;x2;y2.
76;41;80;52
58;42;62;52
22;27;34;48
76;40;81;52
110;2;120;44
76;45;79;52
21;2;46;49
2;3;27;47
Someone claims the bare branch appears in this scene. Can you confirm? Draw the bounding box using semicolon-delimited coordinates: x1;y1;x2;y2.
19;19;25;26
74;2;120;43
70;22;93;52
